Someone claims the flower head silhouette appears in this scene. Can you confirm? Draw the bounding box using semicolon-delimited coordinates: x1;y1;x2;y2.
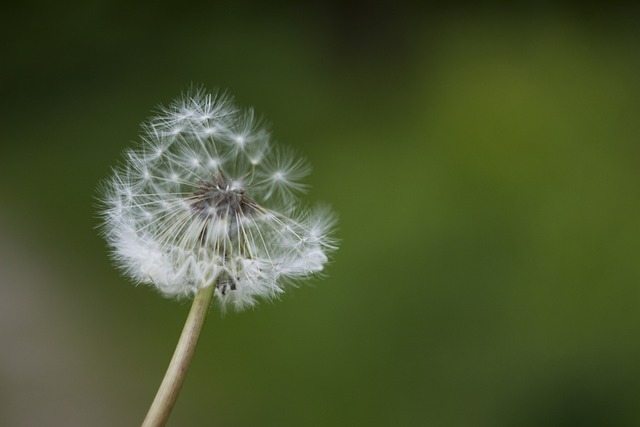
100;89;337;311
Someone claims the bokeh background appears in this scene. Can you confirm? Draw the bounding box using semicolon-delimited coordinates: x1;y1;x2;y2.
2;2;640;426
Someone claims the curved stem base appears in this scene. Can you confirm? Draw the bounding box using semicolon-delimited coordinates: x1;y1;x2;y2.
142;284;216;427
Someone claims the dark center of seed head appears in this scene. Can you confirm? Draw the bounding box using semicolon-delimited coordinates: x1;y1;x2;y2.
190;171;256;219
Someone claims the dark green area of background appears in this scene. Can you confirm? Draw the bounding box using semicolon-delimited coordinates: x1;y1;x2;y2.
2;2;640;426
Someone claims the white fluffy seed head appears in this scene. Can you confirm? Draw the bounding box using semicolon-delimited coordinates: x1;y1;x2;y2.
99;88;337;312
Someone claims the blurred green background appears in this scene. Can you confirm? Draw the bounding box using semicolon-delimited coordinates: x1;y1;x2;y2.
2;2;640;426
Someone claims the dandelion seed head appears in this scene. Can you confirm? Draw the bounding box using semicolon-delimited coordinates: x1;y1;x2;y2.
99;88;337;311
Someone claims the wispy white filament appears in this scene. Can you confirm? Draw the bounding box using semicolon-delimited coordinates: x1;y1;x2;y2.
100;89;337;311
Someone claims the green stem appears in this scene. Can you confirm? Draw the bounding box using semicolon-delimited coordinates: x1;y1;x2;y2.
142;284;216;427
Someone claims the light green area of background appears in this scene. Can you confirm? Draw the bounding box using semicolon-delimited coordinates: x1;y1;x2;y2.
2;4;640;426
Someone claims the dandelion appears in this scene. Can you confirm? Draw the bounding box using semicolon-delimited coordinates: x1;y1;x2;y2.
98;88;337;426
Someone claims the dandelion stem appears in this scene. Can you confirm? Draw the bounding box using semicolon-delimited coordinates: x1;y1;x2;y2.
142;284;216;427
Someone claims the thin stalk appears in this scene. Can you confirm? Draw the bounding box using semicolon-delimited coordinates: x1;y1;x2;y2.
142;284;216;427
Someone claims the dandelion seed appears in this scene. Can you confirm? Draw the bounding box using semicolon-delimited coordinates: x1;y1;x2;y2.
99;88;337;312
99;88;338;426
